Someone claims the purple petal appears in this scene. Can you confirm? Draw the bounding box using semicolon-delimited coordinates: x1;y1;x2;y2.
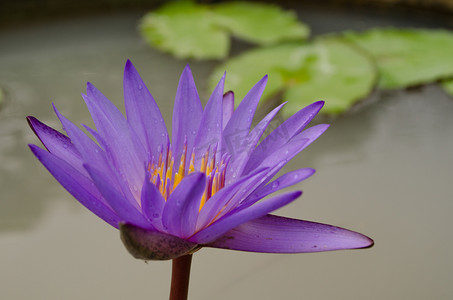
223;76;267;156
225;102;285;184
123;60;169;159
251;168;315;200
27;116;84;174
207;214;374;253
193;73;225;167
245;101;324;174
196;167;269;232
140;177;166;231
162;173;206;238
120;222;198;260
189;191;301;244
29;145;121;228
222;91;234;130
53;106;115;186
83;84;147;195
84;164;152;230
249;124;329;176
172;65;203;165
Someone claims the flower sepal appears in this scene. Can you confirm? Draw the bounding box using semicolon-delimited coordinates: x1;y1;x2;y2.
120;222;199;260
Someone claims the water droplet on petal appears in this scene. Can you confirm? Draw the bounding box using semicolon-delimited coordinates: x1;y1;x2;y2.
294;174;299;179
138;85;143;90
272;182;279;189
285;150;289;155
192;130;196;135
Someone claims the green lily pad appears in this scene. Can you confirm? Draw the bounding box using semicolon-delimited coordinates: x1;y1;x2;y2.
210;38;376;115
213;2;309;45
140;1;308;60
140;1;228;60
442;79;453;97
344;28;453;89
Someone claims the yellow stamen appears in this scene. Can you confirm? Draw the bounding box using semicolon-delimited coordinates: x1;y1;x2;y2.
174;173;182;189
148;141;228;208
199;180;209;211
189;152;195;174
211;173;218;196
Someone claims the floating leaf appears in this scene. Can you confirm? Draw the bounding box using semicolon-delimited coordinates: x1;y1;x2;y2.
213;2;309;45
442;79;453;97
344;28;453;89
140;1;228;59
140;1;308;60
210;42;303;105
210;38;376;115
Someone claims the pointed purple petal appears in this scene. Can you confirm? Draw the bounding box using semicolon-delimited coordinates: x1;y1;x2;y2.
27;116;84;174
223;76;267;156
162;173;206;238
193;73;225;167
225;102;285;184
172;65;203;164
196;167;269;232
84;164;152;230
123;60;169;159
53;106;114;185
222;91;234;130
245;101;324;174
249;124;329;177
83;84;146;194
207;214;374;253
120;223;198;260
141;177;166;231
29;145;121;228
251;168;315;200
189;191;301;244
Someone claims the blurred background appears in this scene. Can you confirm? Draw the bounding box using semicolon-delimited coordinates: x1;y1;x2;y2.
1;1;453;299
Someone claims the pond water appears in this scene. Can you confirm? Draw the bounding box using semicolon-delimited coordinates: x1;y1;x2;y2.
1;5;453;300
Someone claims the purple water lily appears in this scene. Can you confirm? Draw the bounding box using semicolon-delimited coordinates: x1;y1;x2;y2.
28;60;372;261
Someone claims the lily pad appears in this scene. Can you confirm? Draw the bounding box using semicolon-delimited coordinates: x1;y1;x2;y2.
140;1;308;60
210;38;376;115
140;1;228;59
213;2;309;45
344;28;453;89
442;79;453;97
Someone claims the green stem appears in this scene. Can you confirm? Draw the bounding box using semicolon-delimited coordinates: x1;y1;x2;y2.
169;254;193;300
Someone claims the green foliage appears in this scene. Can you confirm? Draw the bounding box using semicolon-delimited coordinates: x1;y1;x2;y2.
210;38;376;115
213;2;309;45
140;1;308;60
344;28;453;89
140;1;228;59
141;2;453;115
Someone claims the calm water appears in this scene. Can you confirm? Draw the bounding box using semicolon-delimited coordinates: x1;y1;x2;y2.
1;6;453;300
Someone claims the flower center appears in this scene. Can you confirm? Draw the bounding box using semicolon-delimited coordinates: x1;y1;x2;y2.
147;139;229;211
